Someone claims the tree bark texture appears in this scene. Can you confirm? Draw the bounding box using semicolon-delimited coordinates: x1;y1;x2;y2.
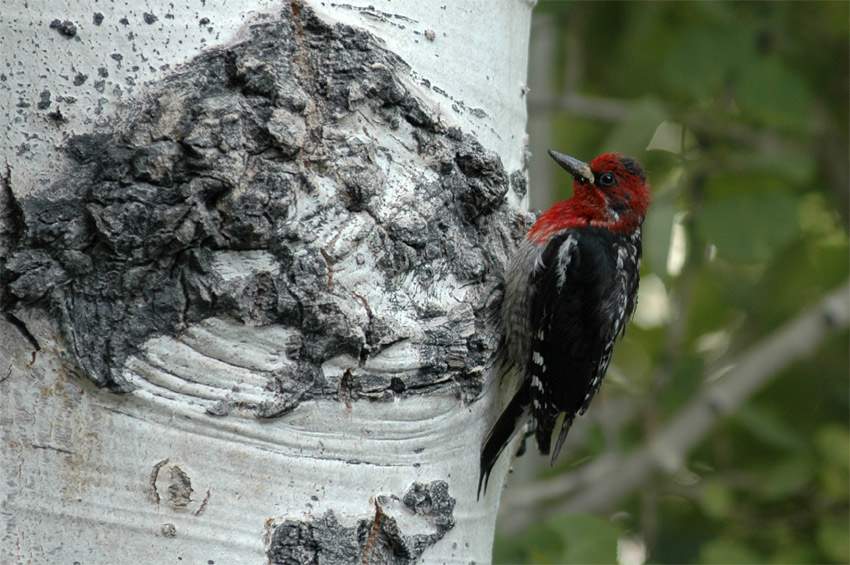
1;1;533;562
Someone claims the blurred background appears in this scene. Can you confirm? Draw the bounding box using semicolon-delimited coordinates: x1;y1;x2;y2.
494;2;849;563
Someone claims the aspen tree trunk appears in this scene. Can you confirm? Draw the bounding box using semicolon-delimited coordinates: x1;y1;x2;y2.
0;1;533;562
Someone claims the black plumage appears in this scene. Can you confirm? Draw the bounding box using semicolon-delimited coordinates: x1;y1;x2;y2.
478;150;650;499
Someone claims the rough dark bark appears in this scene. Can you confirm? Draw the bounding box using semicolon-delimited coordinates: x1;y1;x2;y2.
268;481;455;565
1;3;528;561
2;2;526;402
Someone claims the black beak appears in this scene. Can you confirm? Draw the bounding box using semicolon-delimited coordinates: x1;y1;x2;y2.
548;150;593;184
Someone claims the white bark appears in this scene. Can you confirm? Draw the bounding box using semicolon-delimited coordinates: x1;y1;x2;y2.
0;1;533;562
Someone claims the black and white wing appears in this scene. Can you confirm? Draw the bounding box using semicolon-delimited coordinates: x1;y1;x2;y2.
529;227;635;462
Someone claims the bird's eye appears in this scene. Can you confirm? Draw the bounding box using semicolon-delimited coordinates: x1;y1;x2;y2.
598;173;617;187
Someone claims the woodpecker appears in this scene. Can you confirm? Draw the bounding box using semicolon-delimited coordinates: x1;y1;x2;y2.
479;150;651;497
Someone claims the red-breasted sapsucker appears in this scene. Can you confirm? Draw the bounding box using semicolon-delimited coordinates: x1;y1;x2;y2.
479;150;651;496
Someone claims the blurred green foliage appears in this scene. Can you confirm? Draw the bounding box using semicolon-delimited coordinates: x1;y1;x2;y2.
495;514;623;564
495;2;848;564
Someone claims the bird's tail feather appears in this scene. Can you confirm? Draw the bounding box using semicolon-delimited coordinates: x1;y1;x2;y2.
478;379;531;499
550;413;576;465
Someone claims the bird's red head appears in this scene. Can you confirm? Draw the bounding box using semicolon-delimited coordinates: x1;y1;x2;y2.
529;151;651;243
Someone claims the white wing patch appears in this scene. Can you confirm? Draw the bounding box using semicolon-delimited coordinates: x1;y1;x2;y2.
555;234;577;291
531;375;543;391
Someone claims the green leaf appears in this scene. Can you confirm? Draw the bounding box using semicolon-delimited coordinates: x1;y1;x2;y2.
601;97;668;157
493;522;565;564
734;150;817;187
760;455;815;501
699;191;799;264
736;59;812;131
769;544;819;565
647;121;700;157
815;425;850;500
699;479;735;519
700;538;763;564
662;29;736;100
642;196;678;279
491;535;526;565
815;425;850;471
731;404;807;451
547;514;622;564
817;517;850;563
818;463;850;502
